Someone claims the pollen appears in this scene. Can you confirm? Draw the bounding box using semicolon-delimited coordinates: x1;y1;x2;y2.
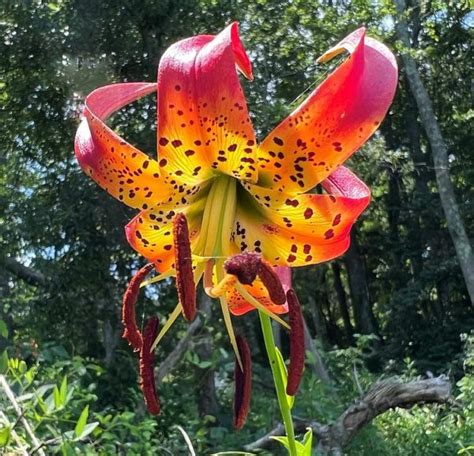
286;289;305;396
173;213;196;321
140;316;161;415
233;335;252;429
122;263;154;351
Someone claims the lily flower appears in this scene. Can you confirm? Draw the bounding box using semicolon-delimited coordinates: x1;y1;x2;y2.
74;23;397;422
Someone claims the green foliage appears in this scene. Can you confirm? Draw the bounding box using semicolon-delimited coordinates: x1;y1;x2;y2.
1;0;473;454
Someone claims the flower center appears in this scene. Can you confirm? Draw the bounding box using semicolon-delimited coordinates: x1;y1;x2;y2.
197;174;237;258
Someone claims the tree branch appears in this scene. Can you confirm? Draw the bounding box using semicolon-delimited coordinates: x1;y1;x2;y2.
156;314;203;384
0;374;46;456
244;375;451;455
3;258;47;287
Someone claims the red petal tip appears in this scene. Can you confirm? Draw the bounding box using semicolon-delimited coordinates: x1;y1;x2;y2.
229;22;253;80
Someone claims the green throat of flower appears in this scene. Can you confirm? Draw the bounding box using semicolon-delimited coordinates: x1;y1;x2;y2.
195;174;237;259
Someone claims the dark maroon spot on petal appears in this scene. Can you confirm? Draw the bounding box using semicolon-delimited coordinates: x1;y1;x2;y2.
303;244;311;254
273;137;284;146
159;138;169;146
287;254;297;263
332;214;341;226
228;144;238;152
171;140;182;148
159;158;167;167
304;208;313;219
175;85;181;91
185;149;195;157
285;199;299;207
324;229;334;239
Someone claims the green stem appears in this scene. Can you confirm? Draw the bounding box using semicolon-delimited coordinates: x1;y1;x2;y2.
259;311;297;456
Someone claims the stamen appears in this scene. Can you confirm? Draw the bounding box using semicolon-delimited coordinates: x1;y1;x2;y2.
140;316;160;415
257;260;286;305
233;335;252;430
140;268;175;288
234;283;290;329
122;263;154;351
224;252;261;284
286;289;305;396
206;274;236;298
150;303;182;351
173;213;196;321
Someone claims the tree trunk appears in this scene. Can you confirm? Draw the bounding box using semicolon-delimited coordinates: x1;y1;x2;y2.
331;262;354;344
344;231;378;336
302;316;331;384
394;0;474;305
194;294;219;420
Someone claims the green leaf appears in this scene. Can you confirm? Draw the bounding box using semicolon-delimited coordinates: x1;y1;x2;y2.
272;431;312;456
275;347;294;409
75;422;99;440
18;360;27;374
53;385;61;409
0;351;8;374
60;376;68;405
210;453;255;456
0;320;8;338
60;441;75;456
301;428;313;456
0;425;11;447
74;405;89;438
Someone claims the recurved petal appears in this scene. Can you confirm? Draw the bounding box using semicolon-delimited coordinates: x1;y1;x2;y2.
157;22;258;185
75;83;172;209
234;166;370;267
226;276;288;316
257;28;397;192
125;184;207;273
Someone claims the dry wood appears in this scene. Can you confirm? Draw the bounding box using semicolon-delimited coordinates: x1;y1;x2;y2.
244;375;451;455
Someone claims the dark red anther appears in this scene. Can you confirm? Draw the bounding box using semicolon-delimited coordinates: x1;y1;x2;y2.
233;335;252;430
122;263;154;351
173;213;196;321
286;289;305;396
139;316;161;415
257;261;286;305
224;252;261;285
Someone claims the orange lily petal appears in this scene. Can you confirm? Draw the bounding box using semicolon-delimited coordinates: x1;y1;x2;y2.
126;185;208;273
75;83;172;209
257;28;397;192
226;276;288;316
157;22;258;185
234;166;370;266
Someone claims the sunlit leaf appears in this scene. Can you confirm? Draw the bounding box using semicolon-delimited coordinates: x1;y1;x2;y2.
0;426;11;447
74;405;89;438
275;347;294;409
